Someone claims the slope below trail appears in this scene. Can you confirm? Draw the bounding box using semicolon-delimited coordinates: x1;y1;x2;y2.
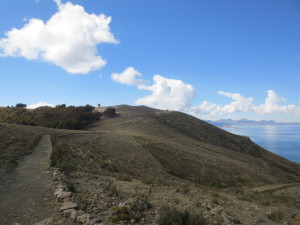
0;135;70;225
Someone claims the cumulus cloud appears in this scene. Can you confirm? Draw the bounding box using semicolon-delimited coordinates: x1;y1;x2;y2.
255;90;300;114
186;90;300;118
187;101;221;118
0;0;117;74
111;66;299;118
27;102;55;109
111;67;146;86
111;67;195;110
218;91;255;114
136;75;195;110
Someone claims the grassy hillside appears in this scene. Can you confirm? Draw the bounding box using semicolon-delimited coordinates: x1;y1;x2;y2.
0;123;86;177
2;105;300;224
88;105;300;186
49;105;300;224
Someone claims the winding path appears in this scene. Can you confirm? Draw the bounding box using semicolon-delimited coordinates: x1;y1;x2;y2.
0;135;70;225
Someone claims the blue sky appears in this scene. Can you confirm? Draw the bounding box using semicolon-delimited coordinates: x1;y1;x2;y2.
0;0;300;122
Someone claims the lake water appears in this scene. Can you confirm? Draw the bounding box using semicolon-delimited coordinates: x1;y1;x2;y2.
222;125;300;164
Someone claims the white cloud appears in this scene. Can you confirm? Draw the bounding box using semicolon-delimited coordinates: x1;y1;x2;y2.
136;75;195;110
255;90;300;115
112;67;195;110
187;101;221;118
27;102;55;109
111;66;299;119
186;90;300;118
0;0;118;74
111;67;146;86
218;91;255;114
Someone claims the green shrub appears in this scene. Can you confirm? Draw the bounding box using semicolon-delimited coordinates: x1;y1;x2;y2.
158;205;206;225
103;107;116;117
261;199;271;206
111;205;142;223
50;149;63;167
60;162;76;175
111;196;150;223
65;179;75;192
0;104;101;130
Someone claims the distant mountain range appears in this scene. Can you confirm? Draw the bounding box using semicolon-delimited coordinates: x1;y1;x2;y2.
206;118;300;126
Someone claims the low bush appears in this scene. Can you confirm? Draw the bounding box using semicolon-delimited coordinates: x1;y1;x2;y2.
103;181;118;196
65;179;76;192
60;162;77;175
103;107;116;117
111;205;142;223
158;205;206;225
111;196;150;223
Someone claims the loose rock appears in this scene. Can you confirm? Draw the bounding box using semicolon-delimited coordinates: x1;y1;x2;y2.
60;202;78;211
71;210;84;222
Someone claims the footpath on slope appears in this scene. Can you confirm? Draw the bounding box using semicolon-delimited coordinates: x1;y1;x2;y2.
0;135;71;225
251;183;300;192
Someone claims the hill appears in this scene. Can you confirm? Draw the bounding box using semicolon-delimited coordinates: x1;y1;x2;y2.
1;105;300;224
86;105;300;186
49;105;300;224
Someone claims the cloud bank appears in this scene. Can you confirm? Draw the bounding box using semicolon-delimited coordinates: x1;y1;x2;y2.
187;90;300;118
27;102;55;109
112;67;300;118
0;0;117;74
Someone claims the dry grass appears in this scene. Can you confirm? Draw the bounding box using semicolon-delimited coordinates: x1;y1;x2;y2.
2;105;300;224
0;123;86;178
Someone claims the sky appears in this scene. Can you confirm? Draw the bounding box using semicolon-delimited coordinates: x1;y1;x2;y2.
0;0;300;122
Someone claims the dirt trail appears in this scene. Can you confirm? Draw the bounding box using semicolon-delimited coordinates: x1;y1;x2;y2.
0;135;70;225
251;183;300;192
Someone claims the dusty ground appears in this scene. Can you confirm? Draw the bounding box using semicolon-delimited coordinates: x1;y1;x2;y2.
0;135;71;225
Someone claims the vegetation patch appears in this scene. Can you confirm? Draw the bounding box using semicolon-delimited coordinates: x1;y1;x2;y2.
103;181;118;196
0;104;102;130
111;196;151;224
0;124;42;173
60;162;77;175
158;205;206;225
